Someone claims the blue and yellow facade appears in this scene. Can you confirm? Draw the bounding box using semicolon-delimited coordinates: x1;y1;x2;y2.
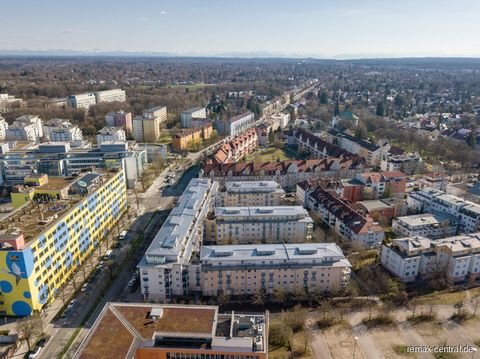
0;170;127;316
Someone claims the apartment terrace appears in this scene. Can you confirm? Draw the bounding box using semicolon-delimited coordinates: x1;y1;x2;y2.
0;171;117;246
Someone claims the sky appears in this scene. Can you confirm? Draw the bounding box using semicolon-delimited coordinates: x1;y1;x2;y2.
1;0;480;58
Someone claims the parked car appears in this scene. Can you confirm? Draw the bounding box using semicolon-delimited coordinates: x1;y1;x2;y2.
81;283;89;292
36;336;50;348
67;299;77;310
119;231;127;240
28;345;42;358
60;309;69;318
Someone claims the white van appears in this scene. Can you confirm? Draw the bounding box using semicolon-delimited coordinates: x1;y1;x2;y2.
119;231;127;240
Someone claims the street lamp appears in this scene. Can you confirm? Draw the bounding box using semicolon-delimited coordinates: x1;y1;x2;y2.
353;336;359;359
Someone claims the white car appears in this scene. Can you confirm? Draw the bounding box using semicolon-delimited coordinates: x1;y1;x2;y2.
67;299;77;310
28;346;42;358
81;283;89;292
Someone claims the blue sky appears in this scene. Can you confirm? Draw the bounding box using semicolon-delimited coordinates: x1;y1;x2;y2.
2;0;479;58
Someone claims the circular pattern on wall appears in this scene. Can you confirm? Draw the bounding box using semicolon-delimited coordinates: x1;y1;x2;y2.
0;280;13;293
12;301;32;316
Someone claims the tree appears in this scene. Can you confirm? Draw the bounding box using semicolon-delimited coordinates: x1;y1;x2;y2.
467;132;477;148
252;289;267;306
16;316;40;352
318;91;328;104
272;288;287;304
376;102;385;117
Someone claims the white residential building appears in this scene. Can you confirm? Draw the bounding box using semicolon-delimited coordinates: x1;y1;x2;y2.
137;179;218;302
205;206;314;244
94;89;126;103
0;116;8;140
216;112;256;136
392;213;459;239
270;112;291;129
407;189;480;233
381;233;480;283
144;106;168;122
380;153;422;175
43;119;83;142
68;93;97;110
96;126;126;144
216;181;285;207
6;115;43;141
200;243;351;296
181;107;207;128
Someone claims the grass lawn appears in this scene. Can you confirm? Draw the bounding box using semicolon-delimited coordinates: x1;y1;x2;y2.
245;146;293;162
158;131;173;144
416;287;480;305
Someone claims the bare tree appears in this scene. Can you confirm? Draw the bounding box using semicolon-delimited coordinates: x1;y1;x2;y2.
16;317;40;352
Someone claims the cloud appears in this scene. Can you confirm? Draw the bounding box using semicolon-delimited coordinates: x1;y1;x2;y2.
160;10;168;15
62;28;87;34
137;17;150;22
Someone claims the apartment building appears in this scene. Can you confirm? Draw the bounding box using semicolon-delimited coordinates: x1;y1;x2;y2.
105;111;133;133
355;171;407;198
200;158;364;191
76;303;268;359
132;116;161;143
138;179;218;302
296;178;364;206
290;128;363;163
419;173;448;191
144;106;168;123
327;128;390;166
43;119;83;142
5;115;43;142
200;243;351;296
0;93;24;113
407;189;480;233
96;126;126;144
216;181;285;207
67;93;96;110
0;116;8;140
215;112;256;136
270;112;291;129
0;170;127;316
94;89;126;103
180;107;207;128
306;188;384;248
380;153;422;175
381;233;480;283
392;213;459;239
213;128;257;163
0;142;147;188
204;206;313;245
172;123;213;151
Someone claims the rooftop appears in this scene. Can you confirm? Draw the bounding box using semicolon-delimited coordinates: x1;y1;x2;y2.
395;212;458;227
224;180;284;194
201;243;350;266
140;179;215;266
0;171;117;246
76;303;267;359
214;206;312;222
358;200;394;212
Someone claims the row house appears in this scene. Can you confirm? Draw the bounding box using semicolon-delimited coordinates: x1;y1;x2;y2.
213;128;257;164
306;188;384;248
200;158;365;191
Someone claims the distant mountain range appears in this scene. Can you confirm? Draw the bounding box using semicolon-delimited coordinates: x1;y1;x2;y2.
0;49;479;64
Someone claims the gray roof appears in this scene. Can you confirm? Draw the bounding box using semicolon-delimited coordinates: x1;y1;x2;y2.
214;206;312;222
200;243;350;267
224;180;284;194
141;179;213;265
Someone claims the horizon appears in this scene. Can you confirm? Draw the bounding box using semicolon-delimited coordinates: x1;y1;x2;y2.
2;0;480;59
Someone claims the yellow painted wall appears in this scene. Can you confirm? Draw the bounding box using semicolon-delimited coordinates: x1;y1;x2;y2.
0;170;127;316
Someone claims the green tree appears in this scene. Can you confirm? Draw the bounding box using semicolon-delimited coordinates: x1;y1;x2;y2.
318;91;328;104
376;102;385;117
